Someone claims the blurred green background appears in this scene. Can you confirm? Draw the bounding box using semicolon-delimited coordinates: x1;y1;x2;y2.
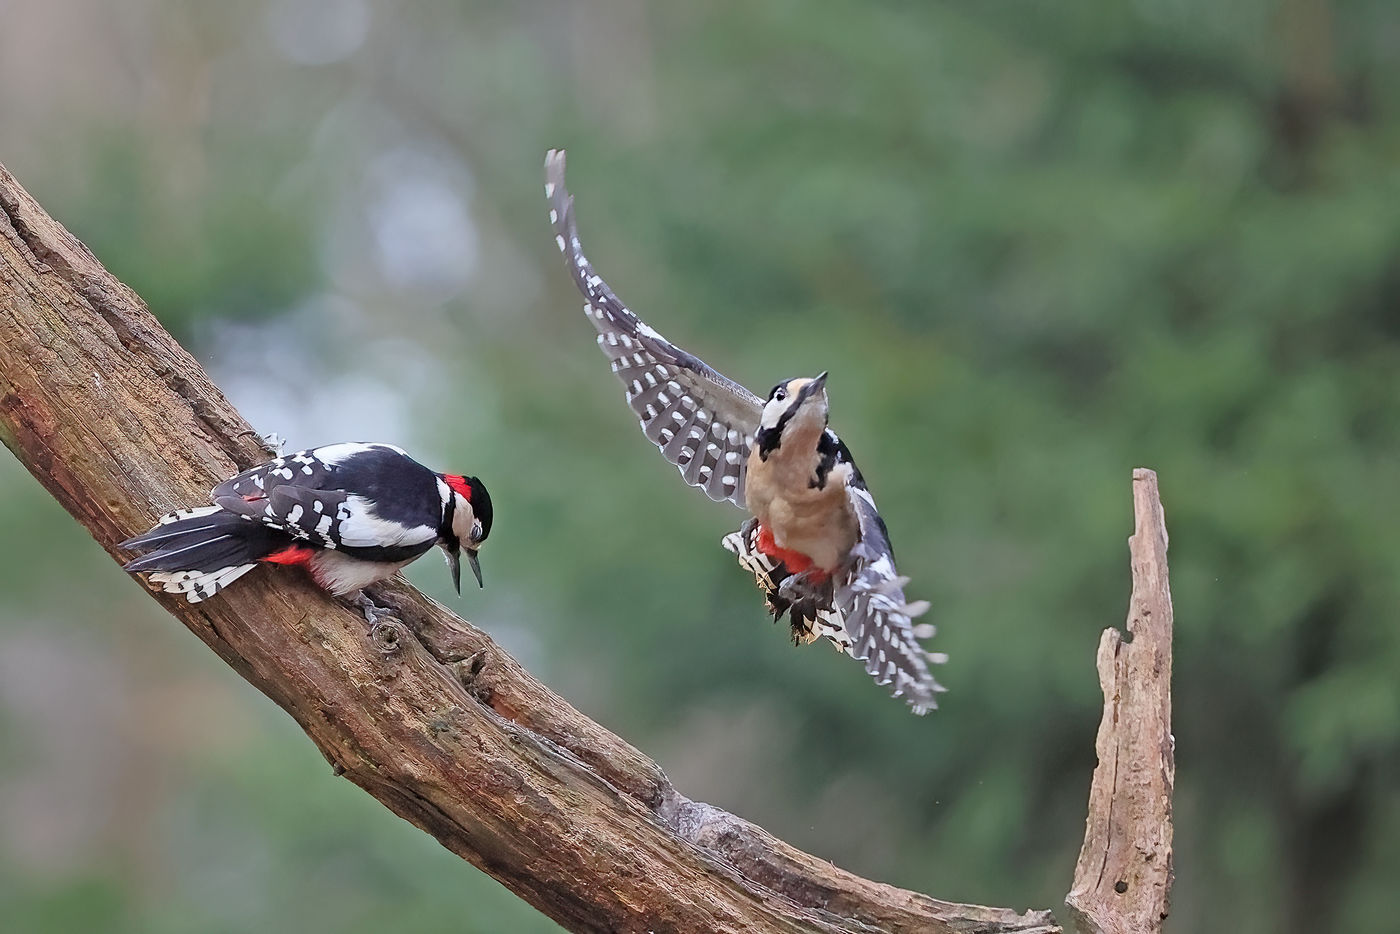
2;1;1398;932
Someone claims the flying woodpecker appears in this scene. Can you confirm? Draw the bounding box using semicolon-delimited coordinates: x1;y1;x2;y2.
544;150;944;713
121;443;492;603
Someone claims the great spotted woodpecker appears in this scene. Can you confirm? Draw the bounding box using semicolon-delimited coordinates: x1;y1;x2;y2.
121;443;492;603
544;150;944;713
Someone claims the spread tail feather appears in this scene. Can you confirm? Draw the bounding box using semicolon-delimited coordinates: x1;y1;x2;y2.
146;565;258;603
122;506;289;602
120;505;226;551
124;508;277;573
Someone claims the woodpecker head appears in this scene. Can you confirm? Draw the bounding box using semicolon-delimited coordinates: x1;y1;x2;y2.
439;475;493;593
755;372;829;460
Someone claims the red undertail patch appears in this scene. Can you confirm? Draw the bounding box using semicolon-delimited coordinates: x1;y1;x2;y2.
755;525;828;581
262;546;315;566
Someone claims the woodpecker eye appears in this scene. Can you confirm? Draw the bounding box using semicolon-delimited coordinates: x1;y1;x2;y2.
774;388;788;402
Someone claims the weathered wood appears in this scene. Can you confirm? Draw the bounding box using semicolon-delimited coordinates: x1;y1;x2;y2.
0;161;1062;932
1066;469;1175;934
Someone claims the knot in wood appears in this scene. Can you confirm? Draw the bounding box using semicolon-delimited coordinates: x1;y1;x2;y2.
370;618;408;655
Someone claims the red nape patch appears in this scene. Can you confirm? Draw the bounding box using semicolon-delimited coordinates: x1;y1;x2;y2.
755;525;827;580
262;546;315;566
242;494;265;502
442;474;472;500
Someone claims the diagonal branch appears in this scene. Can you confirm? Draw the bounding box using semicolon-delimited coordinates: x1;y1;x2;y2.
0;162;1060;932
1066;469;1175;934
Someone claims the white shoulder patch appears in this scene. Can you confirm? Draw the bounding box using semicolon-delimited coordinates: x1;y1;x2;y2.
336;494;438;549
310;442;408;466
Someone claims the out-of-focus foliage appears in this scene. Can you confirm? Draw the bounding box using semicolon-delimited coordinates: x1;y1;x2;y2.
2;1;1398;932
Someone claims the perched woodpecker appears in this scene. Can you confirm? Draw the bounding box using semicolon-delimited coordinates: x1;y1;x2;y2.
544;150;944;713
121;443;493;603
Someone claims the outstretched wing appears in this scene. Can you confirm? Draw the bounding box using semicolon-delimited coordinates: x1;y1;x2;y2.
545;149;763;508
835;476;945;714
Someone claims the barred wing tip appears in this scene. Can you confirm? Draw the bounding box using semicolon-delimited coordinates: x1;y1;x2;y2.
544;149;570;222
543;148;762;510
544;148;566;180
841;486;948;712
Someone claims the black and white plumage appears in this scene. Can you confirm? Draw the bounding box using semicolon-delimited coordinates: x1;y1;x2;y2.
545;162;761;507
545;150;944;713
121;443;493;603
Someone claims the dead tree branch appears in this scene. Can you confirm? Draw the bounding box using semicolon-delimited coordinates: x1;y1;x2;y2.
0;162;1062;932
1066;469;1175;934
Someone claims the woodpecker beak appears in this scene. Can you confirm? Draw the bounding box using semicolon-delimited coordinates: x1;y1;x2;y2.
446;545;463;595
467;550;483;589
798;371;829;404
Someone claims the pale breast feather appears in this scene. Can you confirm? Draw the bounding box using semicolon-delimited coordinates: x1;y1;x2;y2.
545;150;763;508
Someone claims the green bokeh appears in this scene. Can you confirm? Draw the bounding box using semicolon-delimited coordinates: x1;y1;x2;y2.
2;2;1397;932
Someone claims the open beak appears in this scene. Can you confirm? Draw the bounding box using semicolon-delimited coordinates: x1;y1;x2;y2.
446;546;462;595
467;550;483;589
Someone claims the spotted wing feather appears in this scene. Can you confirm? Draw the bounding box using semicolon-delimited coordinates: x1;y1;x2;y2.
545;149;763;507
211;443;444;557
213;449;336;501
211;449;351;548
835;479;944;714
214;485;352;550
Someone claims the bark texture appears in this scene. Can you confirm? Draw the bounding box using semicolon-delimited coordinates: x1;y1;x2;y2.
0;163;1063;933
1066;469;1175;934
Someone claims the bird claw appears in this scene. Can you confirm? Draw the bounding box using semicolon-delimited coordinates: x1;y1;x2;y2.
778;570;817;602
262;432;287;456
351;591;396;626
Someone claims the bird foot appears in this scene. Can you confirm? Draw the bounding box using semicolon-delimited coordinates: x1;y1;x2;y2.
778;571;816;602
350;591;396;626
